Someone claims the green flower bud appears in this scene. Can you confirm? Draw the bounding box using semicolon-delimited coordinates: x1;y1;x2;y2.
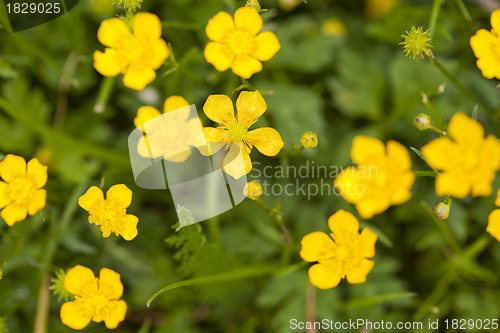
400;26;432;59
245;0;261;10
434;202;450;220
49;269;73;302
414;113;431;130
113;0;143;11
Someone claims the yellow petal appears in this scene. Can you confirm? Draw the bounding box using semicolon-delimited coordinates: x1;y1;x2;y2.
386;140;411;170
477;56;500;79
206;11;235;42
481;135;500;170
103;300;127;329
470;170;495;197
231;54;262;79
60;301;93;330
435;171;470;198
64;265;97;296
234;7;262;36
164;96;190;113
252;31;280;61
0;154;26;183
27;189;46;216
235;90;267;127
390;171;415;205
0;182;11;209
448;112;485;147
93;49;126;77
421;137;460;171
495;189;500;207
123;67;156;91
106;184;132;209
196;127;228;156
300;231;334;262
149;39;170;69
223;144;252;179
351;136;385;166
491;9;500;33
1;202;28;226
120;215;139;241
355;195;391;219
327;209;359;244
97;17;131;47
487;209;500;242
203;94;236;127
345;259;375;284
333;167;364;204
78;186;105;213
353;228;377;258
99;268;123;300
246;127;284;156
204;42;235;72
134;106;161;129
164;149;192;163
308;263;341;289
470;29;496;58
27;158;47;189
133;12;162;40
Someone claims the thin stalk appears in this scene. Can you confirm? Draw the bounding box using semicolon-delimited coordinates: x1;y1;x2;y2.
429;0;444;38
414;170;438;177
93;76;116;113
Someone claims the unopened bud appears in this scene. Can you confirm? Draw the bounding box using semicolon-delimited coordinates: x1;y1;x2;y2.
244;181;263;200
414;113;431;130
245;0;261;10
434;202;450;220
113;0;143;11
301;131;318;149
49;269;73;301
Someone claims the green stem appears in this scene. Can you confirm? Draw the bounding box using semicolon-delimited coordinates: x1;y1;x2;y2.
421;200;461;254
93;76;116;113
414;170;438;177
33;275;50;333
429;0;444;38
452;0;472;22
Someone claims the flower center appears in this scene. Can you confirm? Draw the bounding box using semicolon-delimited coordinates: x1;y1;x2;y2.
8;178;34;204
227;123;248;142
463;148;479;171
223;30;256;55
335;246;350;262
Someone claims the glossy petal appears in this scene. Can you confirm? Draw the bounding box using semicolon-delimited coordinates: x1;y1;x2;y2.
354;228;377;258
246;127;284;156
421;137;460;171
495;189;500;207
149;39;170;69
164;96;190;113
435;171;470;198
1;203;28;226
345;259;375;284
60;301;93;330
333;167;364;204
27;189;46;215
27;158;48;189
234;7;262;36
204;42;234;72
390;171;415;205
223;144;252;179
470;170;495;197
308;263;341;290
231;54;262;79
206;11;235;42
476;56;500;79
133;12;162;40
123;67;156;91
300;231;335;262
491;9;500;33
93;49;126;77
236;90;267;127
120;215;139;241
134;106;161;129
0;154;26;183
328;209;359;244
351;136;385;166
203;94;236;126
79;186;105;213
470;29;496;58
99;268;123;300
106;184;133;209
386;140;411;170
487;209;500;242
103;300;127;329
355;195;391;219
251;31;280;61
97;17;130;47
196;127;228;156
448;112;485;147
0;182;11;209
64;265;97;296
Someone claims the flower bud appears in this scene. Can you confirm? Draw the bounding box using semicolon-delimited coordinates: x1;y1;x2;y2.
244;181;263;200
245;0;261;10
301;131;318;149
400;26;432;59
434;202;450;220
414;113;431;130
49;269;73;301
113;0;143;11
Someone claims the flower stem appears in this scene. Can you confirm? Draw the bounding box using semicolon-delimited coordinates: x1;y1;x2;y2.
429;0;444;38
414;170;439;177
33;275;50;333
93;76;116;113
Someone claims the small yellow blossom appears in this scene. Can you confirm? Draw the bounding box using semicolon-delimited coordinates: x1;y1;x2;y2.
199;91;284;179
94;13;170;91
0;155;47;226
334;136;415;219
321;19;347;36
421;113;500;198
300;209;378;289
365;0;398;18
60;265;127;330
471;9;500;79
300;131;318;149
78;184;139;240
244;181;263;200
134;95;190;129
204;7;280;79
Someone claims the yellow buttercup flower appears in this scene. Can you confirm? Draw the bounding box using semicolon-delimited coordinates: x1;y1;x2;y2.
334;136;415;219
487;190;500;241
134;95;190;129
421;113;500;198
244;181;263;200
0;155;47;226
470;9;500;79
200;90;284;179
78;184;139;240
60;265;127;330
300;209;378;289
204;7;280;79
94;13;170;90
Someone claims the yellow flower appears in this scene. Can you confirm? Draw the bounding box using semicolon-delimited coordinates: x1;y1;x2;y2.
300;131;318;149
244;181;263;200
78;184;139;240
321;19;347;36
94;13;170;90
421;113;500;198
60;265;127;330
365;0;398;18
204;7;280;79
470;9;500;79
136;96;200;163
300;209;378;289
334;136;415;219
0;155;47;226
200;91;284;179
487;190;500;241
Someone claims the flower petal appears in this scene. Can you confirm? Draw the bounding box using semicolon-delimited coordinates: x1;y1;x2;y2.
93;49;126;77
27;158;47;189
476;56;500;79
97;17;131;48
251;31;280;61
470;29;496;59
487;209;500;242
386;140;411;170
435;171;470;198
420;137;461;171
355;195;391;219
350;136;385;166
234;7;262;36
78;186;105;213
64;265;97;296
333;167;364;204
491;9;500;33
134;106;162;129
103;300;127;329
0;154;26;183
60;301;93;330
235;90;267;127
27;189;46;216
345;259;375;284
206;11;235;42
204;42;234;72
231;54;262;79
353;228;377;258
390;171;415;205
308;263;342;290
223;144;252;179
448;112;485;147
327;209;359;244
120;214;139;241
123;67;156;91
1;202;28;226
106;184;133;209
0;182;11;209
300;231;335;262
496;189;500;207
164;96;190;113
149;39;170;69
203;94;236;126
246;127;284;156
132;12;162;40
99;268;124;300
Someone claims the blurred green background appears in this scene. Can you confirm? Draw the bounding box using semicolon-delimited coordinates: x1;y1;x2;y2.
1;0;500;332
